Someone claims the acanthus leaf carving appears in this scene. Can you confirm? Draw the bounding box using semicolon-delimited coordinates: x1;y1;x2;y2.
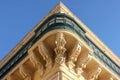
38;43;52;69
54;32;66;64
67;42;81;69
75;54;92;75
89;65;102;80
19;65;31;80
30;52;44;76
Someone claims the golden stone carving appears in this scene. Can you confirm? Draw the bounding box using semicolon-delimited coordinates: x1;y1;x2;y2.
54;32;66;64
89;65;102;80
67;42;81;69
19;65;31;80
75;53;92;75
3;31;119;80
1;2;120;80
30;53;44;76
38;43;52;69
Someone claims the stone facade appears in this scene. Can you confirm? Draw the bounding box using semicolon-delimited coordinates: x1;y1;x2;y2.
0;2;120;80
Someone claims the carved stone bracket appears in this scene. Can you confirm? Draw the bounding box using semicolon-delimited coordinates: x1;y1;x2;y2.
30;53;44;76
75;54;92;75
89;65;102;80
19;65;31;80
38;43;52;69
67;42;81;69
54;32;66;64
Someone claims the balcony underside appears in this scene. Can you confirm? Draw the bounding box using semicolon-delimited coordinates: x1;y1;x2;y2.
3;30;118;80
1;13;119;80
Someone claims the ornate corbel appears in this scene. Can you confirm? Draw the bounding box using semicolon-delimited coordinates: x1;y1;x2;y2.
19;65;31;80
29;52;37;67
75;54;92;75
54;32;66;64
67;42;81;69
38;43;52;69
89;65;102;80
30;52;44;76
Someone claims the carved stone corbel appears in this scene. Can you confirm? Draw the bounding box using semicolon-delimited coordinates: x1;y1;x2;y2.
54;32;66;64
19;65;31;80
75;54;92;75
38;43;52;69
89;65;102;80
67;42;81;69
29;53;36;68
30;53;44;76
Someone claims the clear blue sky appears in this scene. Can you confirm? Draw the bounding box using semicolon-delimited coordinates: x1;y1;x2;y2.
0;0;120;60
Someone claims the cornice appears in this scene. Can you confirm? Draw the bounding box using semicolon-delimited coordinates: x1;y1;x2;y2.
0;2;120;79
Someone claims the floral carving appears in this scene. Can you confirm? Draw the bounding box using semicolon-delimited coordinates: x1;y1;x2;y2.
67;42;81;69
38;43;52;69
19;65;31;80
89;65;102;80
75;54;92;75
30;53;44;76
54;32;66;64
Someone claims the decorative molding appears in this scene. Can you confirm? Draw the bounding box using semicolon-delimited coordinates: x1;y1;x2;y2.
38;43;52;69
89;65;102;80
30;52;44;76
88;41;120;76
2;30;119;80
19;65;31;80
75;53;92;75
67;42;81;69
1;13;120;79
54;32;66;64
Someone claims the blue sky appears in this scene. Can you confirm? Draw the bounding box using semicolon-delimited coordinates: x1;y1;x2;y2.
0;0;120;60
